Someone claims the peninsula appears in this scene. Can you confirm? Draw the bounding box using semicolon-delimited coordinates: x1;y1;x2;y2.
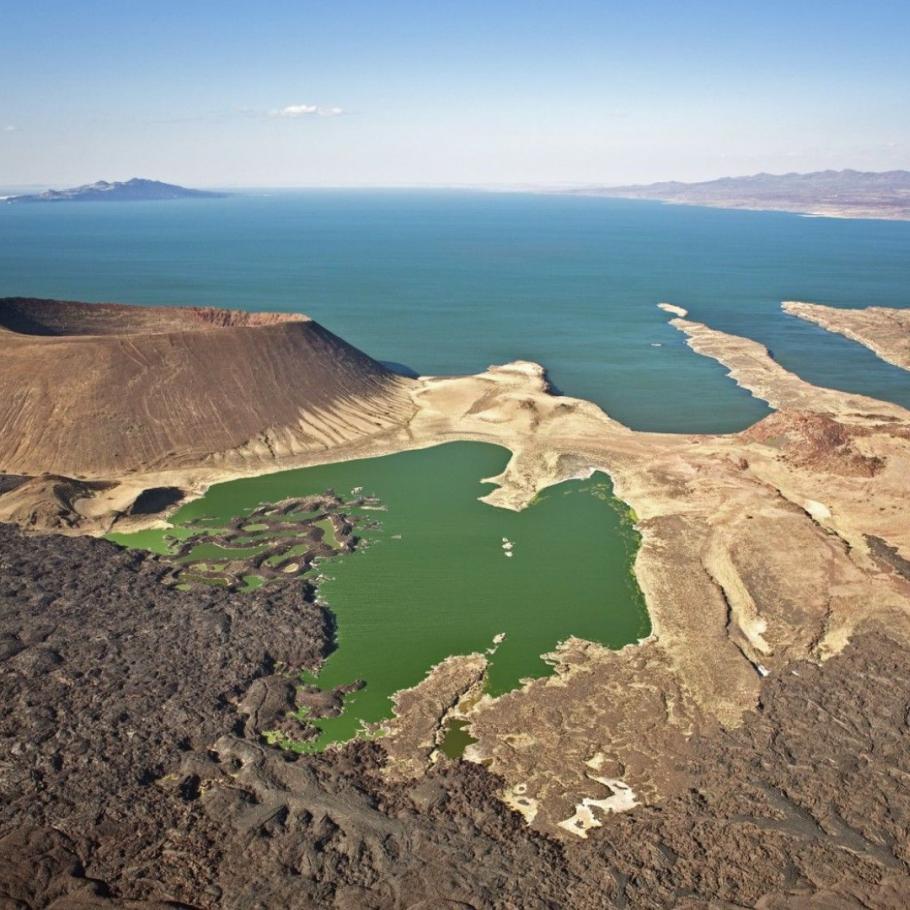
783;300;910;370
2;297;910;906
577;169;910;220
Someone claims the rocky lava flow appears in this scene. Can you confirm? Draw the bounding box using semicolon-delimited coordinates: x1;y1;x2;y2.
155;492;367;590
3;297;910;905
2;524;909;908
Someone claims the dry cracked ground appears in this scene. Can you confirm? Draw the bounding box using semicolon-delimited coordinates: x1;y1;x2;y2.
2;298;910;907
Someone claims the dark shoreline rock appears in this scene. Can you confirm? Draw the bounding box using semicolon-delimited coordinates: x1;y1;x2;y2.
0;474;28;495
127;486;185;515
1;522;909;907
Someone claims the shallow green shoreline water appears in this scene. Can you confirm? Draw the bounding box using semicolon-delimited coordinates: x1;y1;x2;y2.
109;442;649;749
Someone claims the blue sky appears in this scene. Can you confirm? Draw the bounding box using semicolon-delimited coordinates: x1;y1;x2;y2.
1;0;908;187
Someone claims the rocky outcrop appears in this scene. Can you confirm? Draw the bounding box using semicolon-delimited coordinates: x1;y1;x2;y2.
741;410;885;476
0;474;117;527
1;524;909;907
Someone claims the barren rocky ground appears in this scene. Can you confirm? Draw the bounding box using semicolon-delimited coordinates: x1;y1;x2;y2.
3;297;910;907
783;301;910;371
2;524;909;908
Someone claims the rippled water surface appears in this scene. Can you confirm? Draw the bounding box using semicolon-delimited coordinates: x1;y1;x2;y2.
3;190;908;430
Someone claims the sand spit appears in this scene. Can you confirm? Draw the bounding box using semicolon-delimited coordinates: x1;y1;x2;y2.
656;301;688;317
3;297;910;840
783;300;910;371
460;311;910;833
669;312;909;420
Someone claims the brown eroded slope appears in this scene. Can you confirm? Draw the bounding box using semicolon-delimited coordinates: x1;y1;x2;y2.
783;300;910;370
3;295;910;851
0;298;415;478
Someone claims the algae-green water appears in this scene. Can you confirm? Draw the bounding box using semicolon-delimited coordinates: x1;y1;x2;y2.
110;442;648;749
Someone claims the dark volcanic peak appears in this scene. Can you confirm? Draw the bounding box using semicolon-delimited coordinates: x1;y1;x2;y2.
584;168;910;220
5;177;224;203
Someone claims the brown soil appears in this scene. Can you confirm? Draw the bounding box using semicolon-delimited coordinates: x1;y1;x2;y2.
0;298;414;478
3;297;910;905
0;474;119;528
3;300;910;844
741;410;884;476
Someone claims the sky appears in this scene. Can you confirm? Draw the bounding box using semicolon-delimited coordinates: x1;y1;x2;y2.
1;0;908;188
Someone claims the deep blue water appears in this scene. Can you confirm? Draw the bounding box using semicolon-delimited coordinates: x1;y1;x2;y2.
1;190;907;432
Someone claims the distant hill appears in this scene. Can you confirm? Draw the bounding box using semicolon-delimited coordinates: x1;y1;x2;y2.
5;178;225;203
579;169;910;220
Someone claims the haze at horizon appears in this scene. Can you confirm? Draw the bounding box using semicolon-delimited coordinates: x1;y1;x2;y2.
1;0;908;188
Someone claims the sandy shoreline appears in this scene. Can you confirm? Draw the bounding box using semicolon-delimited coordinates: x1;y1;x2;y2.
783;300;910;371
4;301;910;837
564;191;910;222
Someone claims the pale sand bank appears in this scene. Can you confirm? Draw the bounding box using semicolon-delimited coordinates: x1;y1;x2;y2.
783;300;910;372
4;300;910;837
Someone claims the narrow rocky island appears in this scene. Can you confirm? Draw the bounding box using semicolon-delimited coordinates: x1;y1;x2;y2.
2;297;910;906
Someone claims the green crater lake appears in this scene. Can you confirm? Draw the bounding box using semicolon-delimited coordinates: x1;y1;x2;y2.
110;442;649;749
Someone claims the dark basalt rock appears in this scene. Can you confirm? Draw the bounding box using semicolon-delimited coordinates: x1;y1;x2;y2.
0;474;28;495
867;533;910;581
297;679;366;718
1;522;909;908
238;674;298;734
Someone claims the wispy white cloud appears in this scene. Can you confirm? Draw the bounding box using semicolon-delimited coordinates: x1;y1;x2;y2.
270;103;345;118
142;105;347;125
3;125;17;132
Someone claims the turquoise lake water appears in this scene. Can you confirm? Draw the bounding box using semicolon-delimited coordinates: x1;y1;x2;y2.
2;191;908;433
5;191;909;747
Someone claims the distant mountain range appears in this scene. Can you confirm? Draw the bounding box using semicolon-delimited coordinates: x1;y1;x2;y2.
5;178;224;203
577;169;910;220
